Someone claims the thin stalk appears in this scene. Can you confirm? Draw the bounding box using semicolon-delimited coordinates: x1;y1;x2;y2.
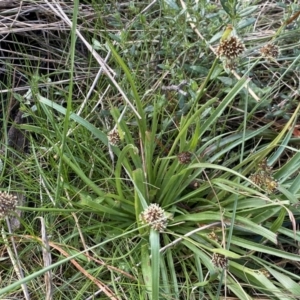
54;0;79;205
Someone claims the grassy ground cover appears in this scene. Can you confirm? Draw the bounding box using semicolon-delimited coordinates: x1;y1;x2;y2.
0;0;300;299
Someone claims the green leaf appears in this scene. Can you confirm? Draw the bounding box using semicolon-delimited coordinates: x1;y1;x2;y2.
115;144;139;200
218;76;233;86
230;261;287;299
269;208;285;232
106;40;146;138
38;94;108;145
277;185;298;204
211;248;241;259
79;195;130;218
289;171;300;194
238;6;258;17
237;17;256;29
133;169;148;232
182;240;215;273
163;235;179;297
168;97;219;155
150;229;160;300
163;0;179;10
266;267;300;296
220;0;237;17
141;242;152;298
198;77;250;140
232;237;300;261
43;135;106;198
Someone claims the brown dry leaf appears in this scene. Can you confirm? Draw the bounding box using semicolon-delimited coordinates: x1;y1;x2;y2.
292;125;300;137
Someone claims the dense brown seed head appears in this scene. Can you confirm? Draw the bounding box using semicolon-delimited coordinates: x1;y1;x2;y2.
177;151;192;164
212;253;228;269
260;43;279;60
0;192;18;219
216;36;245;59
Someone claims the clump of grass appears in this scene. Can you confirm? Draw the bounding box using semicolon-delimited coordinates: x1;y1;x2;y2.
0;0;300;299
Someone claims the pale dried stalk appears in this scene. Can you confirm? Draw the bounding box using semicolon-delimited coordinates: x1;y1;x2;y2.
44;0;141;119
39;217;53;300
2;224;30;300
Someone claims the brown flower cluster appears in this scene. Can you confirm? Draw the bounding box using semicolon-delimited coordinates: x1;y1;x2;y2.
249;159;278;194
212;253;228;269
0;192;18;219
177;151;192;164
260;43;279;60
216;36;245;59
140;203;167;232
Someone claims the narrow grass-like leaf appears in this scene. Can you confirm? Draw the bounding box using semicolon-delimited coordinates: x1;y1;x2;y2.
186;162;253;187
230;261;291;299
163;235;179;298
275;151;300;182
133;169;148;230
115;144;139;200
44;136;106;198
0;227;139;298
158;172;191;207
268;101;300;149
106;40;146;136
203;125;272;163
198;78;250;139
145;131;156;184
79;195;131;218
168;97;218;155
276;185;298;204
159;255;170;297
269;208;285;233
150;229;160;300
268;121;294;165
232;237;300;261
250;206;283;224
182;240;214;273
174;211;277;244
141;241;152;299
266;267;300;296
225;275;253;300
211;248;241;259
288;171;300;194
38;94;108;144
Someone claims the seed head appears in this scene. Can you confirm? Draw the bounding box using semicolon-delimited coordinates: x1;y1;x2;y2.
140;203;167;232
177;151;192;164
0;192;18;219
216;36;245;59
249;159;278;194
260;269;271;278
212;253;228;269
260;43;279;60
107;129;120;146
208;231;219;242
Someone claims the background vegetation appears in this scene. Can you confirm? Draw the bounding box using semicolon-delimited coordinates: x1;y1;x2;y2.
0;0;300;299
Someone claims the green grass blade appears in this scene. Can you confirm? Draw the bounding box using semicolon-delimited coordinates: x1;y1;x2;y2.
150;229;160;300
